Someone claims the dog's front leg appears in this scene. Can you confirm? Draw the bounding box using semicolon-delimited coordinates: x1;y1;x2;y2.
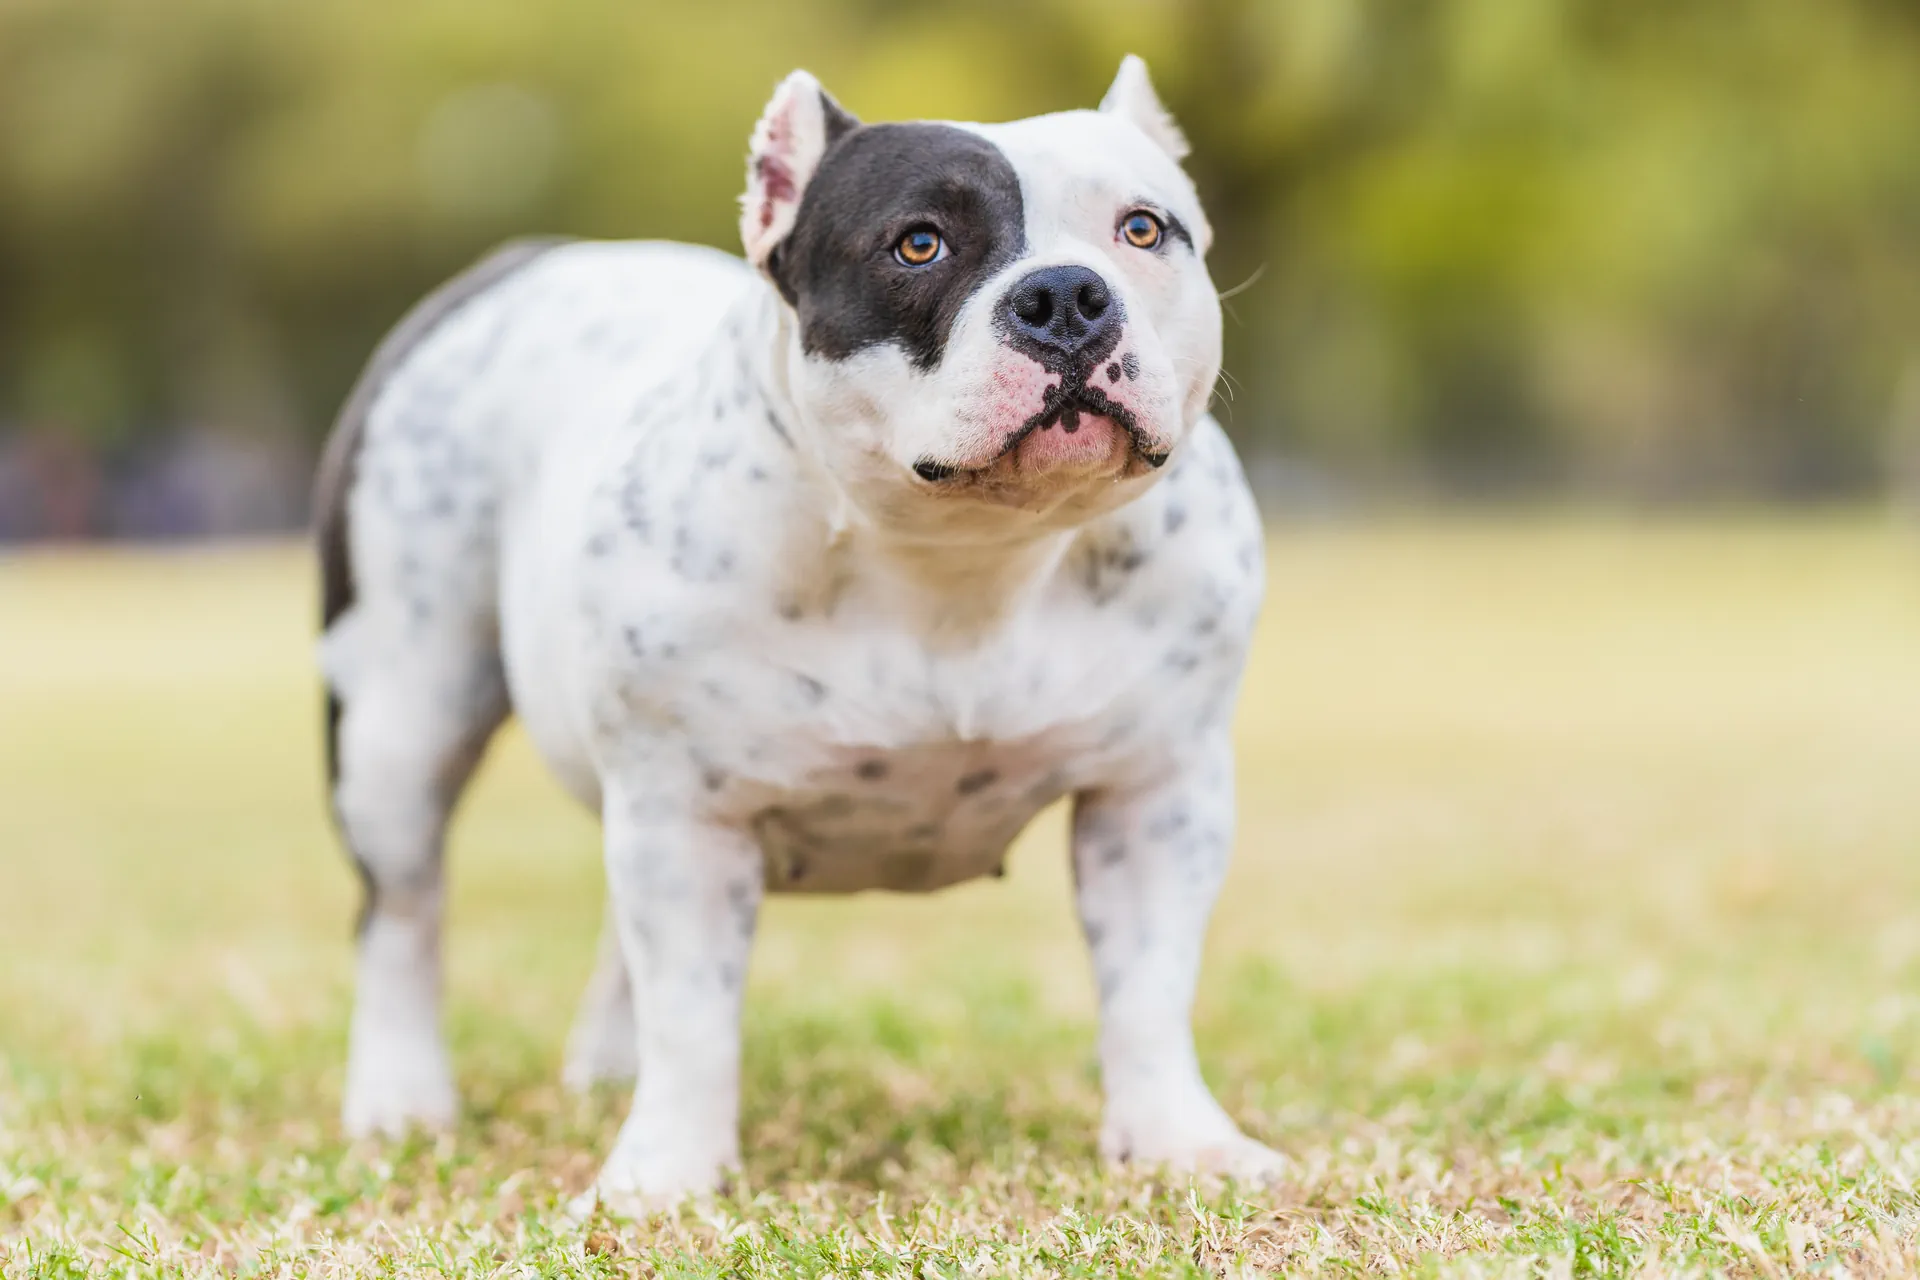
1073;733;1284;1180
588;777;762;1212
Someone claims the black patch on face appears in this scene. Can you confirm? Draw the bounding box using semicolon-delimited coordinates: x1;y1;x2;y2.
767;123;1026;371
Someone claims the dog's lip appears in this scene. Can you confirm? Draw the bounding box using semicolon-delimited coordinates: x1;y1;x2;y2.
911;431;1164;486
912;380;1169;484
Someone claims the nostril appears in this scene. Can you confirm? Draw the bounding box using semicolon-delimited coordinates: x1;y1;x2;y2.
1014;287;1053;329
1076;280;1110;320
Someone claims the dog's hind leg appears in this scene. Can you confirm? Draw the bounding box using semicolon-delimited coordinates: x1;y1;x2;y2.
320;437;510;1136
328;630;506;1135
315;239;559;1135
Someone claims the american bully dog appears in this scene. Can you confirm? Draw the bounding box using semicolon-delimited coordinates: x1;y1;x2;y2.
315;55;1276;1209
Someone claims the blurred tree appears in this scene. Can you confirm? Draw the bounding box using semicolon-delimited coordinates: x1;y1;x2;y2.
0;0;1915;500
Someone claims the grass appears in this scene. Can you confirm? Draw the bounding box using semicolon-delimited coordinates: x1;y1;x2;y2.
5;512;1920;1276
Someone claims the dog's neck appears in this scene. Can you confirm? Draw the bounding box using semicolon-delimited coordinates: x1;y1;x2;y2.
741;284;1089;639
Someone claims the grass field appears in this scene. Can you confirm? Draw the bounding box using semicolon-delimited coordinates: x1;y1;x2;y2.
6;515;1920;1276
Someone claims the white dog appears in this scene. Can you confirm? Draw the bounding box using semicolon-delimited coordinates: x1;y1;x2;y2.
315;56;1277;1209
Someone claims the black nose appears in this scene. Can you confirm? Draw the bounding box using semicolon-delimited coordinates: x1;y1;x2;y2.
1000;265;1122;362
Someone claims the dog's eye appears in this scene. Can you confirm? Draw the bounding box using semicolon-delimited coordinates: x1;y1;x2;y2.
1120;211;1164;250
894;228;947;267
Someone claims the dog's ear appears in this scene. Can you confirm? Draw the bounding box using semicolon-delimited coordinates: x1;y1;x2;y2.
1099;55;1189;163
740;70;859;269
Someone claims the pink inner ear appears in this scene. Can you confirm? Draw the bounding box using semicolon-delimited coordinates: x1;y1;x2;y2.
756;154;796;209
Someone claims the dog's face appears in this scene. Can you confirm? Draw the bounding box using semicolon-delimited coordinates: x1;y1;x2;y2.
741;57;1221;535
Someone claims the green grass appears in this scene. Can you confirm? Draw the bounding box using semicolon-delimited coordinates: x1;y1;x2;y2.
7;514;1920;1276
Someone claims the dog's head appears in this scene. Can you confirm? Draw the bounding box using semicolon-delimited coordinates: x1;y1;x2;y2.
742;57;1220;535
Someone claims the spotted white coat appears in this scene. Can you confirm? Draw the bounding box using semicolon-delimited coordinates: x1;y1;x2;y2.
317;55;1277;1209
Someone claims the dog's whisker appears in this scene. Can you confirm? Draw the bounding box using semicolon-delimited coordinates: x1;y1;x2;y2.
1216;263;1267;303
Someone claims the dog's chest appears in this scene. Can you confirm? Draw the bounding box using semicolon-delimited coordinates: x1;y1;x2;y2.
545;405;1261;897
746;738;1070;893
691;612;1160;895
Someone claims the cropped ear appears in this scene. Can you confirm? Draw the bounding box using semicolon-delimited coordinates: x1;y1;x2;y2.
1099;55;1189;163
740;70;859;268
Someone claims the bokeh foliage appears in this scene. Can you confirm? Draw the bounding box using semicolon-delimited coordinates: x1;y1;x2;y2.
1;0;1916;494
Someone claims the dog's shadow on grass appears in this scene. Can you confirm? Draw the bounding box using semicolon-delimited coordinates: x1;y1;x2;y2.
733;997;1103;1190
454;995;1104;1191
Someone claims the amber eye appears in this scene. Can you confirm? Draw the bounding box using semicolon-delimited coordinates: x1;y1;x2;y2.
894;228;946;267
1121;211;1164;250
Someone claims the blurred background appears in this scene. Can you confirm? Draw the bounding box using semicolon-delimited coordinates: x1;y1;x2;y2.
0;0;1917;538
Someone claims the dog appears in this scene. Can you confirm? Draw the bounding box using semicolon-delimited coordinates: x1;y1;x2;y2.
314;55;1278;1210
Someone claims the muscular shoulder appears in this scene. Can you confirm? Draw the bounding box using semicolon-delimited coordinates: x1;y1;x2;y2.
1066;416;1265;648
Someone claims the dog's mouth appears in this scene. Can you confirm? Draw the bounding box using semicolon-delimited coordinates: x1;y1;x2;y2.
911;377;1169;486
1002;378;1166;464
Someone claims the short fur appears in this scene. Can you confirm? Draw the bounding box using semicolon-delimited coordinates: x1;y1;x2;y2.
316;58;1281;1209
315;236;566;786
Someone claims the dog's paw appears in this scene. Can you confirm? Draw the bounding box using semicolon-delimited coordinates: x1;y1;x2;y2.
566;1152;732;1221
341;1040;457;1137
563;1183;696;1224
1117;1130;1288;1184
1101;1109;1286;1185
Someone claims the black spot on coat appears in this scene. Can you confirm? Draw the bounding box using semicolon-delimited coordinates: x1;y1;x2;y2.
957;768;999;796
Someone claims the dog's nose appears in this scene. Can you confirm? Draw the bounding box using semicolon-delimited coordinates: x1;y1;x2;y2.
1001;265;1120;359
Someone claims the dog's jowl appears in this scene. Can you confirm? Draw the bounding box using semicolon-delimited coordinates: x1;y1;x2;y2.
315;55;1277;1209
